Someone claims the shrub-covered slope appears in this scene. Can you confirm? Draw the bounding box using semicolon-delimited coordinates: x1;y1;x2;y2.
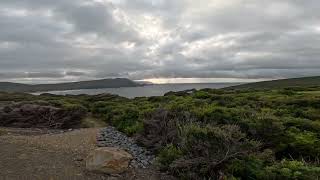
225;76;320;90
1;85;320;179
89;87;320;179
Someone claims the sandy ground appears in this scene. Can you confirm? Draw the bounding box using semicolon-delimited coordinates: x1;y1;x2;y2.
0;128;111;180
0;128;175;180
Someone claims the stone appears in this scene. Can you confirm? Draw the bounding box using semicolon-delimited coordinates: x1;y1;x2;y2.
86;147;133;174
97;127;155;168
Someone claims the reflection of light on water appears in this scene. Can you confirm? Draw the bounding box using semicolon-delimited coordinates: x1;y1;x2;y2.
142;78;267;84
31;83;241;98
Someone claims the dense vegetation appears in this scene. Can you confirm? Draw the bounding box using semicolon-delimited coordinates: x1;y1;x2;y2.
0;85;320;179
0;78;140;92
225;76;320;90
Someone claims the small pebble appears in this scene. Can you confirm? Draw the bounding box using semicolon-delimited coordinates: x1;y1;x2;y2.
97;127;155;168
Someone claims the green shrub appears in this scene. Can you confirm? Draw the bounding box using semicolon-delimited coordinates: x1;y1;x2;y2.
63;103;88;113
122;121;143;136
265;160;320;180
157;144;183;169
0;129;7;136
281;127;320;158
227;156;266;179
193;106;244;125
247;113;285;146
279;89;296;96
170;124;261;179
193;91;211;99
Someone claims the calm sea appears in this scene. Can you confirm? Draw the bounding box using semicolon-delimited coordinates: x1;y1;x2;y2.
33;83;240;98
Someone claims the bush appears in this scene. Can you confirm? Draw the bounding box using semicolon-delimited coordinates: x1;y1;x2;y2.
194;106;243;125
192;91;211;99
157;144;183;169
0;103;86;129
265;160;320;180
247;113;285;147
279;89;296;96
0;129;7;136
63;103;88;113
137;109;184;152
108;105;141;135
170;124;261;179
281;127;320;159
227;156;266;179
122;121;143;136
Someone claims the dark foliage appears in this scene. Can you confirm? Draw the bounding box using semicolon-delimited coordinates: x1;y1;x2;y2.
0;102;86;129
137;109;190;152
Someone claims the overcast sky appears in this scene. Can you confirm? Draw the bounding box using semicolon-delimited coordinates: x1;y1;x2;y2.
0;0;319;84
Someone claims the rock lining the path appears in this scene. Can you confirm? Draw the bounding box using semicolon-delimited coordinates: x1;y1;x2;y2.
86;147;133;174
97;127;155;168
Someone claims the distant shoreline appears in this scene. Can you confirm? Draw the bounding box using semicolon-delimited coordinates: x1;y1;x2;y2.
0;78;141;93
31;83;241;98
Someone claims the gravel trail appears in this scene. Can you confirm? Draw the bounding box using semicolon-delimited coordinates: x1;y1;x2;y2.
97;127;155;168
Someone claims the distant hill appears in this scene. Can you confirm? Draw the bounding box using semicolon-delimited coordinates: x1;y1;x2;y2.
0;78;141;92
225;76;320;90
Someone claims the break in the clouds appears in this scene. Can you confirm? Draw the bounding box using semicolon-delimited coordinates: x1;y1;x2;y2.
0;0;319;83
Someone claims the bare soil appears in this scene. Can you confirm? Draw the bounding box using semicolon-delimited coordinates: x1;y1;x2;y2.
0;127;175;180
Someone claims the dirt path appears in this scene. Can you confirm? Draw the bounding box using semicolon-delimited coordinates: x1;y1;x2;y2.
0;128;111;180
0;128;175;180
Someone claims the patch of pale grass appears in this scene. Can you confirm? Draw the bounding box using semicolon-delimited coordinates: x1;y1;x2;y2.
0;129;7;136
299;91;320;95
81;115;107;128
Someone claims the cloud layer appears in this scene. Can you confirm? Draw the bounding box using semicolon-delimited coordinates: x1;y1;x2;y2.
0;0;319;83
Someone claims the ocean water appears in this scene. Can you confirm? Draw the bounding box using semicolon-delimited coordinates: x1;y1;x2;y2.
33;83;240;98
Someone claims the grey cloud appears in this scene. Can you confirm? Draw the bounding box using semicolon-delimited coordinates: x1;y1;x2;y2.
26;72;65;78
0;72;64;79
65;71;87;76
0;0;319;83
0;0;141;43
